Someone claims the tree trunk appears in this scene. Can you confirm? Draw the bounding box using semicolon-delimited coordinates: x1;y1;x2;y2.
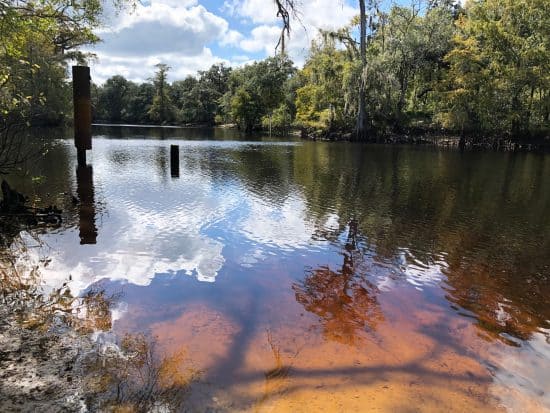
356;0;367;141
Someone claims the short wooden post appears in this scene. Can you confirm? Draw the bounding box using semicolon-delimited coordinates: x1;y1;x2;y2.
72;66;92;165
170;145;179;178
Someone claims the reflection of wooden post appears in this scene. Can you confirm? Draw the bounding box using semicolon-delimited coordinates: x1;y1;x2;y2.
72;66;92;166
76;165;97;245
170;145;179;178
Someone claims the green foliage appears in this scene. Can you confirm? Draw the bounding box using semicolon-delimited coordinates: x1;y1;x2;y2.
148;64;176;124
360;5;455;130
229;87;261;131
172;64;231;124
295;39;354;132
96;75;131;122
83;0;550;140
0;0;129;123
261;103;293;133
436;0;550;136
94;63;232;126
171;77;200;123
221;55;296;130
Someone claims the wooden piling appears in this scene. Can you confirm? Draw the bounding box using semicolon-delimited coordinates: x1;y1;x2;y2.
72;66;92;165
170;145;180;178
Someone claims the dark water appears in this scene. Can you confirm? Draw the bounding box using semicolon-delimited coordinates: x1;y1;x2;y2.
5;126;550;412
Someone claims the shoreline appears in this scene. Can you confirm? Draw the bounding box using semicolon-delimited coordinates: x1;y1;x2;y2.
93;123;550;151
0;304;92;412
0;273;196;413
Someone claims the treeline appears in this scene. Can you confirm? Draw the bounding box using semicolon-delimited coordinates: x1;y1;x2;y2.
94;0;549;141
92;58;296;132
2;1;549;141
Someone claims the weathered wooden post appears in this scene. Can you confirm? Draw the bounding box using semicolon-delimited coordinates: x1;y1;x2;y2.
170;144;179;178
72;66;92;166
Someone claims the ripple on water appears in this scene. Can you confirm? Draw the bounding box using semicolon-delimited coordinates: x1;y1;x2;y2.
489;329;550;412
5;134;550;412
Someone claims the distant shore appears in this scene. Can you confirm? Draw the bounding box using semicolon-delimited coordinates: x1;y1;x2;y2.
88;123;550;151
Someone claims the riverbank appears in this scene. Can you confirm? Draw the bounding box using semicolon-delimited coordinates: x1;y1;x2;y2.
0;257;198;413
299;127;550;151
89;122;550;151
0;302;91;412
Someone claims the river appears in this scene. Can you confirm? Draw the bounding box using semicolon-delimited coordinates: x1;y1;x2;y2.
4;126;550;412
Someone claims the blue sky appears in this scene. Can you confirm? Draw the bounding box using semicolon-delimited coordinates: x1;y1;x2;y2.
87;0;359;83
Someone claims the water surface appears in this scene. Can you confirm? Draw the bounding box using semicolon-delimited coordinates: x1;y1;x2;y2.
7;126;550;412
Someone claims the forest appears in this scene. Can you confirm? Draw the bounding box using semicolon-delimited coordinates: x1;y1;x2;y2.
1;0;549;142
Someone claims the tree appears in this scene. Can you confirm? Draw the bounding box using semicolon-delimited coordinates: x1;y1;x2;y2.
356;0;367;140
0;0;131;173
193;64;232;124
171;76;199;123
148;64;176;124
359;3;454;131
98;76;131;122
222;55;296;130
125;83;154;124
0;0;126;120
230;86;261;131
295;37;353;132
437;0;550;138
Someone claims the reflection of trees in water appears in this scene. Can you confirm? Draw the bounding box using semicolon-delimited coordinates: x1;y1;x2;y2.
443;260;550;344
293;242;383;345
177;141;550;344
290;144;550;344
0;239;198;412
84;333;199;413
10;135;550;348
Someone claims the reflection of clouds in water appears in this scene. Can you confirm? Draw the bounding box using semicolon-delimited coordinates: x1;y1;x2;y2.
398;249;448;290
18;141;324;294
373;249;448;292
21;145;239;293
234;193;329;268
238;194;316;252
239;247;266;268
323;213;340;231
490;329;550;412
15;139;456;295
21;225;225;294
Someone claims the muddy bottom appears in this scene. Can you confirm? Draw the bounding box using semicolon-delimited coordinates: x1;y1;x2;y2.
113;272;549;413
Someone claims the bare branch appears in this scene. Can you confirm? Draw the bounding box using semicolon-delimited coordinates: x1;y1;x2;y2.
274;0;302;54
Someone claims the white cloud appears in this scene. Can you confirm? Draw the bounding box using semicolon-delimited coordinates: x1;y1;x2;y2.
89;1;242;83
231;54;251;62
219;29;244;47
239;25;281;54
223;0;278;24
229;0;358;65
86;0;358;83
90;48;230;84
157;0;199;7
